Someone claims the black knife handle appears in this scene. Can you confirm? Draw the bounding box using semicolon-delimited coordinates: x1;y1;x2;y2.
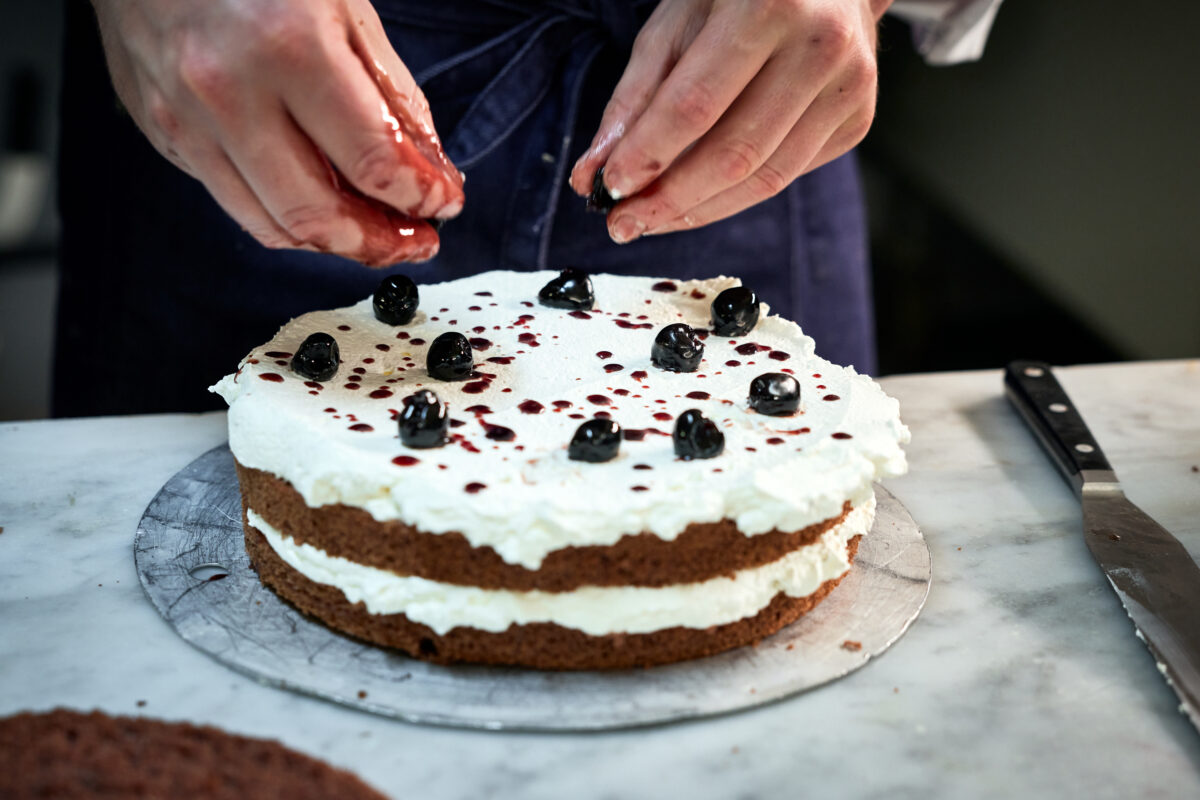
1004;360;1117;495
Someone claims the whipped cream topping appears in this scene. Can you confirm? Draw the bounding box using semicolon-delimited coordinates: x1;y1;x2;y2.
213;271;909;569
248;499;874;635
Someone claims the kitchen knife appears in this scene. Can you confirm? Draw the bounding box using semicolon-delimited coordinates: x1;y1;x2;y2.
1004;359;1200;734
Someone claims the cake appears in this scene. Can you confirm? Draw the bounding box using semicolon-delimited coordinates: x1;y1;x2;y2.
211;270;909;669
0;709;388;799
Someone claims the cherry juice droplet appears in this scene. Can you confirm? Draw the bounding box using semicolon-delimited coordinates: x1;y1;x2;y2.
349;423;374;432
686;391;710;400
652;281;677;292
518;400;545;414
587;394;611;406
482;422;516;441
259;373;284;382
465;482;487;494
392;456;420;466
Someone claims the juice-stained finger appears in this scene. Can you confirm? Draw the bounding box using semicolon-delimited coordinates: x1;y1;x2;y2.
284;34;461;222
599;9;771;202
222;101;438;265
567;10;677;197
607;51;821;238
345;4;464;217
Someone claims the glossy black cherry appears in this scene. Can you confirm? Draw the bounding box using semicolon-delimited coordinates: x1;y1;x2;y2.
291;332;340;382
748;372;801;415
710;286;759;337
399;389;448;448
426;332;474;381
586;166;617;213
651;323;704;373
538;268;595;310
373;274;419;325
673;409;724;460
568;418;622;463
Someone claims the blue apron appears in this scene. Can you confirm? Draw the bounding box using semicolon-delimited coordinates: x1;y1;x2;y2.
54;0;875;416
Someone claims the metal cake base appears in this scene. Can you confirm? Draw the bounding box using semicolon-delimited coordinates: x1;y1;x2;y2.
135;445;930;731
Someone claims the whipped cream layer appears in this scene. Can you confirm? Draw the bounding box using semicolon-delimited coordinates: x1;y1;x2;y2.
213;271;909;569
248;499;874;635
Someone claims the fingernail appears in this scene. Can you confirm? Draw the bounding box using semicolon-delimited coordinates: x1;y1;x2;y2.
604;170;631;201
610;215;645;244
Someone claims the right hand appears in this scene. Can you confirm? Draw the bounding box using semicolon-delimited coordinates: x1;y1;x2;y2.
90;0;464;266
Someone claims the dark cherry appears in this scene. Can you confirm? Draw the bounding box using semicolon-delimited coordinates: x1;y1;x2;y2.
291;332;340;382
710;286;760;337
673;409;724;460
585;166;617;213
568;418;622;463
538;268;595;310
748;372;801;415
373;274;419;325
399;389;448;448
651;323;704;372
426;332;474;381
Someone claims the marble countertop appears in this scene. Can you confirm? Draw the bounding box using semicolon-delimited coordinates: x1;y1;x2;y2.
2;360;1199;799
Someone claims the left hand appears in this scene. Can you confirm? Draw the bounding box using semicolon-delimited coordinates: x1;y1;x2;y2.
569;0;891;243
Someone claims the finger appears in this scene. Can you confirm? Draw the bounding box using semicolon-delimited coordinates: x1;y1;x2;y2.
221;101;439;264
184;145;309;250
282;35;462;221
599;10;773;202
567;13;677;196
344;3;465;214
645;98;870;236
605;52;822;241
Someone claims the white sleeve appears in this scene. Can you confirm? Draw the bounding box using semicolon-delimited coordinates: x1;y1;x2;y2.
887;0;1005;65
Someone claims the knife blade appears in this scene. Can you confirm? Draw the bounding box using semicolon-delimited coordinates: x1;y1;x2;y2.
1004;359;1200;734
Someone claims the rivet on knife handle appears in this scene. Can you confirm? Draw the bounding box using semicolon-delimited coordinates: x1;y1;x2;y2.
1003;360;1117;497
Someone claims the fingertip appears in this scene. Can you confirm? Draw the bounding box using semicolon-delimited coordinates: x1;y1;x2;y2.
569;158;596;196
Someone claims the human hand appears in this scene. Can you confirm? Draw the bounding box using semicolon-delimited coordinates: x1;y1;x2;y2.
91;0;464;265
569;0;890;243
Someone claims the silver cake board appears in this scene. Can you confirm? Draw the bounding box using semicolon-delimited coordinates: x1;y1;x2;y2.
134;445;930;731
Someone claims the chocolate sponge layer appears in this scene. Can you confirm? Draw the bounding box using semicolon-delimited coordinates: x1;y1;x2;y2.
0;709;387;800
244;515;861;671
237;462;851;592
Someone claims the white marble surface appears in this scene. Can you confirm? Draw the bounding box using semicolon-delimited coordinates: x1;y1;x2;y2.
2;360;1199;799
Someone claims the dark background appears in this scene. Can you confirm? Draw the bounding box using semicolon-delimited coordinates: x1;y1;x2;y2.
2;1;1196;419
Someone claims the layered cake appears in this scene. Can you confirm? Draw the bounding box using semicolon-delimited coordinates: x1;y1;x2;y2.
0;709;388;799
211;270;909;669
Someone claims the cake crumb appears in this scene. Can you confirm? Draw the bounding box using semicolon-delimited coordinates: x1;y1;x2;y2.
357;690;368;699
136;700;146;708
0;526;5;534
731;746;740;754
957;546;962;551
1191;465;1198;473
785;643;795;651
842;640;862;652
893;687;900;694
